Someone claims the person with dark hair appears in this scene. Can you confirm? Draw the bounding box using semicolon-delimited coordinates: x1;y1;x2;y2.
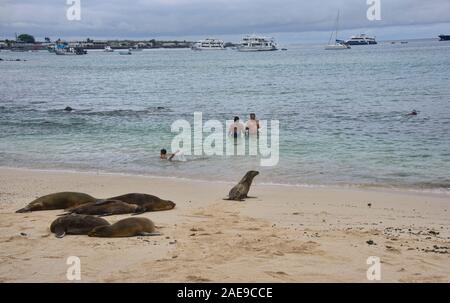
245;113;260;136
228;116;244;138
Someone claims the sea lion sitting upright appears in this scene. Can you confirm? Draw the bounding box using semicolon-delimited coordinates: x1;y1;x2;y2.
101;193;176;213
62;200;145;217
224;171;259;201
16;192;97;213
50;214;110;238
88;217;160;237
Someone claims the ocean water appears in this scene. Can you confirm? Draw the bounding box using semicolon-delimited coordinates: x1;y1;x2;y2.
1;40;450;190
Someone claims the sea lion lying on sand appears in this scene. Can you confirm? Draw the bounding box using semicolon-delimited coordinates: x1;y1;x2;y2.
88;217;160;237
61;200;145;216
224;171;259;201
16;192;97;213
100;193;176;213
50;214;110;238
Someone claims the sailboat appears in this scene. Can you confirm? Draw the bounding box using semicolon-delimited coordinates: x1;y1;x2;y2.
325;10;351;50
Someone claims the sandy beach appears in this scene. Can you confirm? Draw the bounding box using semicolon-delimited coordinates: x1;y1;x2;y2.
0;167;449;282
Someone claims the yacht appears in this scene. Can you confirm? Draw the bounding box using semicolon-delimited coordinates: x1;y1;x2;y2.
325;10;351;50
237;35;278;52
345;34;377;45
191;38;225;50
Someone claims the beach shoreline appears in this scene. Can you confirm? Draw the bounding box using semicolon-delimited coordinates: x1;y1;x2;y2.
0;167;449;282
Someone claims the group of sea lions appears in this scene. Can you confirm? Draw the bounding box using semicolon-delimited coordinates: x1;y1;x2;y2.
15;170;260;238
15;192;175;238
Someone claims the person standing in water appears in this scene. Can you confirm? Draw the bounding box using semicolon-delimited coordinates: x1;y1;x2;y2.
245;113;260;136
228;116;245;138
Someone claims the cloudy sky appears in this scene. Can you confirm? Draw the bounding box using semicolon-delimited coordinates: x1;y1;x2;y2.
1;0;450;42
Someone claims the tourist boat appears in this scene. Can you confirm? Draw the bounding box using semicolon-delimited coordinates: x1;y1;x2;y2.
237;35;278;52
345;34;377;45
191;38;225;50
439;35;450;41
55;45;87;55
104;46;114;52
325;10;351;50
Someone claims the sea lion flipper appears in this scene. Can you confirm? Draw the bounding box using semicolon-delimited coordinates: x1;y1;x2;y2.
15;207;30;213
56;212;70;217
54;226;66;238
139;232;162;236
245;196;257;199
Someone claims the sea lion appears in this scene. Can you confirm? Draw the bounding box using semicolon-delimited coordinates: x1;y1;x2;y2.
101;193;176;213
50;214;110;238
62;200;145;216
224;171;259;201
16;192;97;213
88;217;160;237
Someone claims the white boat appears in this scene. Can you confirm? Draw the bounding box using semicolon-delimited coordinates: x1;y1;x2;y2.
55;46;87;55
119;48;132;55
191;38;225;51
325;10;351;50
237;35;278;52
345;34;377;45
104;46;114;52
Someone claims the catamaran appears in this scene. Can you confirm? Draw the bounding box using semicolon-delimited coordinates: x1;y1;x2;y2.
325;10;351;50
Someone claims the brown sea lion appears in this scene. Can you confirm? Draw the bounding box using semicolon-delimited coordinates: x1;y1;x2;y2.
61;200;145;216
224;171;259;201
16;192;97;213
88;217;160;237
50;214;110;238
100;193;175;213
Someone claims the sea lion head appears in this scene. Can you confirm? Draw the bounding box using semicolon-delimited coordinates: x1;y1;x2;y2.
242;170;259;183
88;225;112;237
145;200;176;212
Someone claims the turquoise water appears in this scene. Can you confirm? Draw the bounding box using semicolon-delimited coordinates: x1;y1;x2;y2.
1;40;450;190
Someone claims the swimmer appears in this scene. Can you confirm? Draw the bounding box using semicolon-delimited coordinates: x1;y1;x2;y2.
406;109;418;116
160;149;185;161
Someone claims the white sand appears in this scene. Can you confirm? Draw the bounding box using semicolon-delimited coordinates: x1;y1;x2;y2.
0;167;449;282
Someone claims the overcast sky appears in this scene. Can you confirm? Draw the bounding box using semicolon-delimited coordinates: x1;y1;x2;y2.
1;0;450;42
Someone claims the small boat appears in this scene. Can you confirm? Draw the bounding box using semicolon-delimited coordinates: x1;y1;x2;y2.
131;46;143;51
325;11;351;50
104;46;114;52
439;35;450;41
55;46;87;55
119;49;132;55
400;41;408;44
